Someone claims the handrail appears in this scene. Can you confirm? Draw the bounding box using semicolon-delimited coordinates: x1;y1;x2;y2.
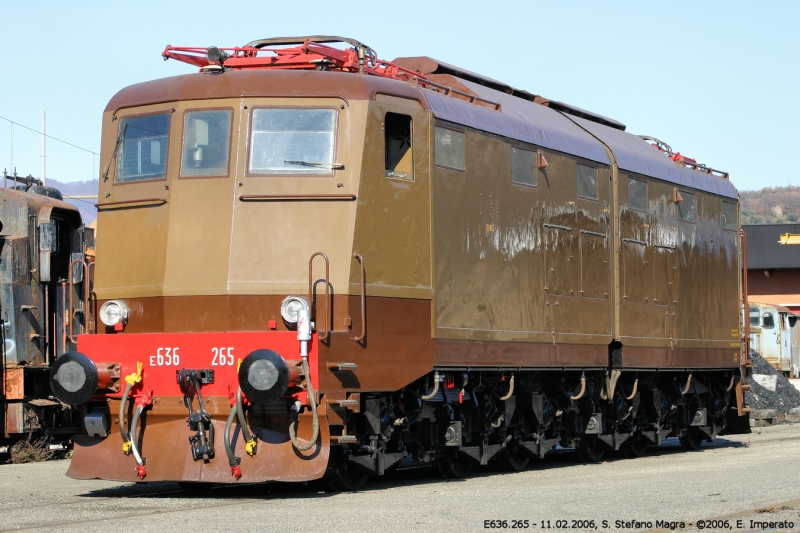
308;252;331;342
87;260;96;334
741;228;750;374
239;194;356;202
353;253;366;342
68;259;90;343
95;198;168;210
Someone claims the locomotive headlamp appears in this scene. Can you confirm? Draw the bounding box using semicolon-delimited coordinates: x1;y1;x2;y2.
280;296;309;326
50;352;99;406
99;300;130;327
238;349;291;405
206;46;230;64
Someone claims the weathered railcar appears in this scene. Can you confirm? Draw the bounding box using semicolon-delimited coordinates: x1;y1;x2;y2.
50;37;750;488
749;302;798;376
1;174;94;447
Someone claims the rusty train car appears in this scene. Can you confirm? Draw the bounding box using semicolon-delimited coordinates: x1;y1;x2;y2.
1;174;94;447
49;37;750;489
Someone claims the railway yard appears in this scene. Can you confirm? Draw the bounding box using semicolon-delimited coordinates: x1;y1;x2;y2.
0;423;798;533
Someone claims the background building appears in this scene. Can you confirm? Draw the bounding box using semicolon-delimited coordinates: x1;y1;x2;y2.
744;224;800;313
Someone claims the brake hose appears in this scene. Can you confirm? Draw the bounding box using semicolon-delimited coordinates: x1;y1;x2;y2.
224;405;241;479
235;388;257;456
119;363;143;454
119;381;134;453
128;404;145;467
288;356;319;451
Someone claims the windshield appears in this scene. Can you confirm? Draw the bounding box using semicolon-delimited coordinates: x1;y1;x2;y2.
249;108;336;175
181;109;232;177
117;113;170;182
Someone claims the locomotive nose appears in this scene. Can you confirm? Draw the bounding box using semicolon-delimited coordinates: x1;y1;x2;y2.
50;352;100;406
238;349;291;404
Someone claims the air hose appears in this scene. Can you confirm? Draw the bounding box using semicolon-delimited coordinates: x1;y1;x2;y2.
498;373;515;401
570;373;586;401
420;371;440;401
118;381;134;453
235;388;257;456
224;405;241;479
288;356;319;451
129;404;145;467
119;362;143;455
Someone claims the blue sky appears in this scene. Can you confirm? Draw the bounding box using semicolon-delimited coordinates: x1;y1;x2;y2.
1;1;797;192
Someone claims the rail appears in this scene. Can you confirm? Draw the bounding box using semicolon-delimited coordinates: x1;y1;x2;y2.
353;254;366;343
308;252;331;342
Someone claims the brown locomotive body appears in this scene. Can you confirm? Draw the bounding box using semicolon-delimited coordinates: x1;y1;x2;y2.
51;37;749;488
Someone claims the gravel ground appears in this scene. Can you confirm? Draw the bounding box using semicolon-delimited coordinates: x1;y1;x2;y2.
0;425;799;533
746;350;800;413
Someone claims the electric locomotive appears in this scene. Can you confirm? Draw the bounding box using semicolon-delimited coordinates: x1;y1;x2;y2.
1;173;95;447
49;37;750;489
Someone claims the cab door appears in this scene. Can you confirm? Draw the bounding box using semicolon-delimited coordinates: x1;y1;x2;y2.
760;308;781;368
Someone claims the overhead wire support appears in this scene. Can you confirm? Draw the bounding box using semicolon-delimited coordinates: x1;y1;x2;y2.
0;115;99;156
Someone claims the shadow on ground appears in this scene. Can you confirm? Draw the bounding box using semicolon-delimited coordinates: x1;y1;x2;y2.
78;436;744;501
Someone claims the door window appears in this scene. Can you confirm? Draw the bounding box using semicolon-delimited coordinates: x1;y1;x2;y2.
384;113;413;181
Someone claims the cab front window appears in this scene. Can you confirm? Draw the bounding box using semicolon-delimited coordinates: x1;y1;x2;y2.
181;109;232;177
248;108;337;175
116;113;170;182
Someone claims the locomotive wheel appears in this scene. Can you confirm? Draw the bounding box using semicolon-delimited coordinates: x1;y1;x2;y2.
325;464;370;492
622;435;648;458
497;446;530;472
576;439;605;463
679;430;704;451
436;452;474;478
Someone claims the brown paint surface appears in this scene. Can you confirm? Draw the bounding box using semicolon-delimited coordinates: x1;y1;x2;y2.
68;399;329;483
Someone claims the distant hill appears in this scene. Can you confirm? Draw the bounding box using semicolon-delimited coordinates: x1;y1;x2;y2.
46;178;98;225
740;186;800;225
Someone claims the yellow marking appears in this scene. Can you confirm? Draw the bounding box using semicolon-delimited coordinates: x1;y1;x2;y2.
245;439;257;456
730;342;741;347
122;441;132;454
734;352;739;363
124;361;143;386
779;233;800;245
237;358;242;371
486;224;494;232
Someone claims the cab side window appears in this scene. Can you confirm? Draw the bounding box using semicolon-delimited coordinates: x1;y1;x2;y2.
722;201;737;229
763;312;775;329
678;191;696;222
628;177;647;211
511;147;537;187
434;126;465;171
385;113;413;181
577;164;598;200
749;306;760;327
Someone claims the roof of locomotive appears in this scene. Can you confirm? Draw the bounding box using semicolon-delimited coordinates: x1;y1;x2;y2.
106;66;737;200
104;69;426;113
